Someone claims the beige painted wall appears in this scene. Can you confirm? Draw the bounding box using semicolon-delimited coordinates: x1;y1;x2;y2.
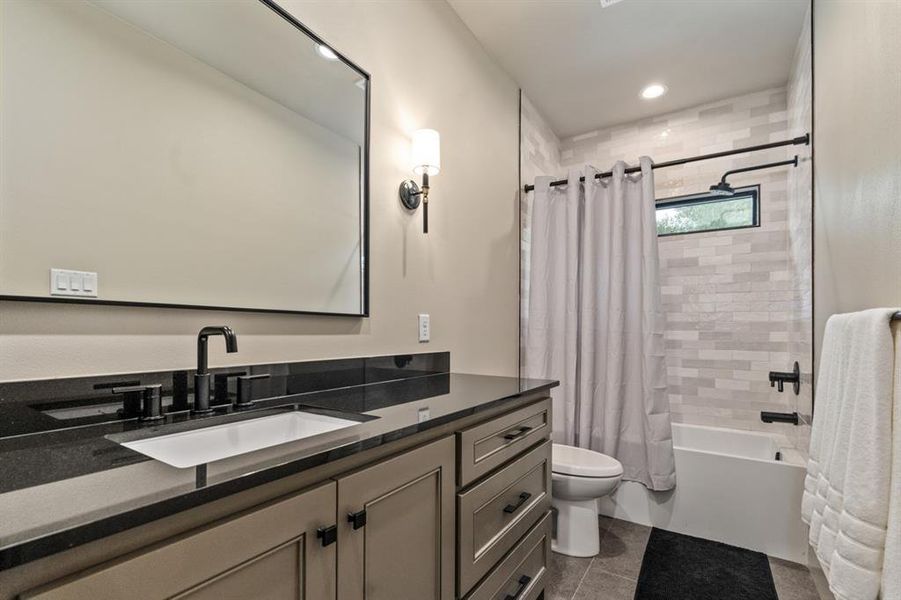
0;0;521;381
813;0;901;363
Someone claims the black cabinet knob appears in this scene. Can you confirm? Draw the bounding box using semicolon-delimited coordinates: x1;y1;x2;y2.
317;525;337;547
347;509;367;530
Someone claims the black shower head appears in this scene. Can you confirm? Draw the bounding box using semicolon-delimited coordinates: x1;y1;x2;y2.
708;180;735;197
710;155;799;199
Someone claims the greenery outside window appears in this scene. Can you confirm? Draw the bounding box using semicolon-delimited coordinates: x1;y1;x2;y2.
655;185;760;236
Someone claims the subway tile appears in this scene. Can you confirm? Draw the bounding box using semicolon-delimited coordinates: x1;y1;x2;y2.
665;330;700;341
715;378;751;391
698;255;733;266
698;235;733;247
732;350;771;361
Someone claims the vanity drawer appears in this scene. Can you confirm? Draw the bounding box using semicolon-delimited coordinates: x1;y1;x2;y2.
464;512;551;600
458;440;551;595
457;398;550;487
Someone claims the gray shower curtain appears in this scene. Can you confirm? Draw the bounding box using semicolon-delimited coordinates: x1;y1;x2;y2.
523;158;676;490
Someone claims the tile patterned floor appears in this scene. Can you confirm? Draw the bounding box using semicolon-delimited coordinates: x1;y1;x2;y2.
546;517;822;600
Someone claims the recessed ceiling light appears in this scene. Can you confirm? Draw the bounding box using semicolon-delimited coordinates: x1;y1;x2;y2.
599;0;626;7
641;83;667;99
317;44;339;61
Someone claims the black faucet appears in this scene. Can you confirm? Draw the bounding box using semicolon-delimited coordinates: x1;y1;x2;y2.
768;361;800;395
761;411;800;425
193;326;238;414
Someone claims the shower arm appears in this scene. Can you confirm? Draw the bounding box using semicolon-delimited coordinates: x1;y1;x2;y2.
718;156;799;186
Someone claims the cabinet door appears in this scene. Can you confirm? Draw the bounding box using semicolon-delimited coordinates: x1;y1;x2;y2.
23;482;337;600
337;436;455;600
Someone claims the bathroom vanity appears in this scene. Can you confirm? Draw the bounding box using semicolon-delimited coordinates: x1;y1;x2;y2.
0;354;556;600
0;1;547;596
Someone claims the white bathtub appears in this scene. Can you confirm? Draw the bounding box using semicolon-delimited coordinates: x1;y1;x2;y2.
598;423;809;563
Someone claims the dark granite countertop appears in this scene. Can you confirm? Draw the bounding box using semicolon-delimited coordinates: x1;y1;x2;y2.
0;371;556;570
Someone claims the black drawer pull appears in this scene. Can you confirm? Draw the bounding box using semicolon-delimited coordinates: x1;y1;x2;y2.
503;426;533;441
347;509;367;530
504;574;532;600
503;492;532;514
317;525;337;547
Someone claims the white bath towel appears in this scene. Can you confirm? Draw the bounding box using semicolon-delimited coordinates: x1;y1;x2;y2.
802;308;900;600
882;318;901;600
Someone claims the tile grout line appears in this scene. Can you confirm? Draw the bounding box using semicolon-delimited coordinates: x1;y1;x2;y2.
588;527;650;583
568;518;615;599
590;566;641;584
569;556;596;600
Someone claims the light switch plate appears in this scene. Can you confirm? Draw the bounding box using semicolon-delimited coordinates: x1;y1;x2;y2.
50;269;98;297
418;313;430;343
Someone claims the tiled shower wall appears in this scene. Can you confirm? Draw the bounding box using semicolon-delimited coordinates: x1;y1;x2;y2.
521;85;813;451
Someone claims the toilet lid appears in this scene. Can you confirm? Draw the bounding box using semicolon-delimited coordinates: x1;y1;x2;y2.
552;444;624;478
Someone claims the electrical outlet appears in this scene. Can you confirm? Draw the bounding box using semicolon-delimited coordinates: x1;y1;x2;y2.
418;314;430;343
50;269;98;297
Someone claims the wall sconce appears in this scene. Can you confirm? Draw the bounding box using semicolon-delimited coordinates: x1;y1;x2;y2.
399;129;440;233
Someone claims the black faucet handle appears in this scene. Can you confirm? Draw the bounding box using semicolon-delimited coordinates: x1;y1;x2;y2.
236;374;271;410
213;371;247;404
112;384;164;421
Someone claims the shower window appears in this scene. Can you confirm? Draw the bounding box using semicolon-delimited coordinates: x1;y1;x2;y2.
655;185;760;236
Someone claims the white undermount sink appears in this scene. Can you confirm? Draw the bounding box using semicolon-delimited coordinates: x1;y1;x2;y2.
119;411;362;469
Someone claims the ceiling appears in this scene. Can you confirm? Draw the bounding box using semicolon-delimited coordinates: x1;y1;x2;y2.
448;0;808;138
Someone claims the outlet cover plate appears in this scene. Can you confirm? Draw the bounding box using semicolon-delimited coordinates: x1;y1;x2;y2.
418;314;430;342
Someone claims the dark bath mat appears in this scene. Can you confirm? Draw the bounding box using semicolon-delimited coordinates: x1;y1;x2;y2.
634;528;778;600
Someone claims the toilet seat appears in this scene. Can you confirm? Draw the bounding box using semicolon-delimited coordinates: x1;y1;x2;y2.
552;444;623;478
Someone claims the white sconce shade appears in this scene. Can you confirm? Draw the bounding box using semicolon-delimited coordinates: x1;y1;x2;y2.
411;129;440;176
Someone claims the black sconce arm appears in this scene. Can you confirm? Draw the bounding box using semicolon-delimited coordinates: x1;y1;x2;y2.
399;172;431;233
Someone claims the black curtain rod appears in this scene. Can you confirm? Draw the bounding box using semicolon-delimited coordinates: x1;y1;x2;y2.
522;133;810;193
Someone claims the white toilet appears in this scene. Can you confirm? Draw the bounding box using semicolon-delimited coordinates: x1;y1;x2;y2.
551;443;624;557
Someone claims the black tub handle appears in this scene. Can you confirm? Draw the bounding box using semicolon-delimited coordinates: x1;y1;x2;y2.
503;492;532;514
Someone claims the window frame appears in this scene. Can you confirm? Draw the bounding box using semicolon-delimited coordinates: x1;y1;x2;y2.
655;184;761;237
